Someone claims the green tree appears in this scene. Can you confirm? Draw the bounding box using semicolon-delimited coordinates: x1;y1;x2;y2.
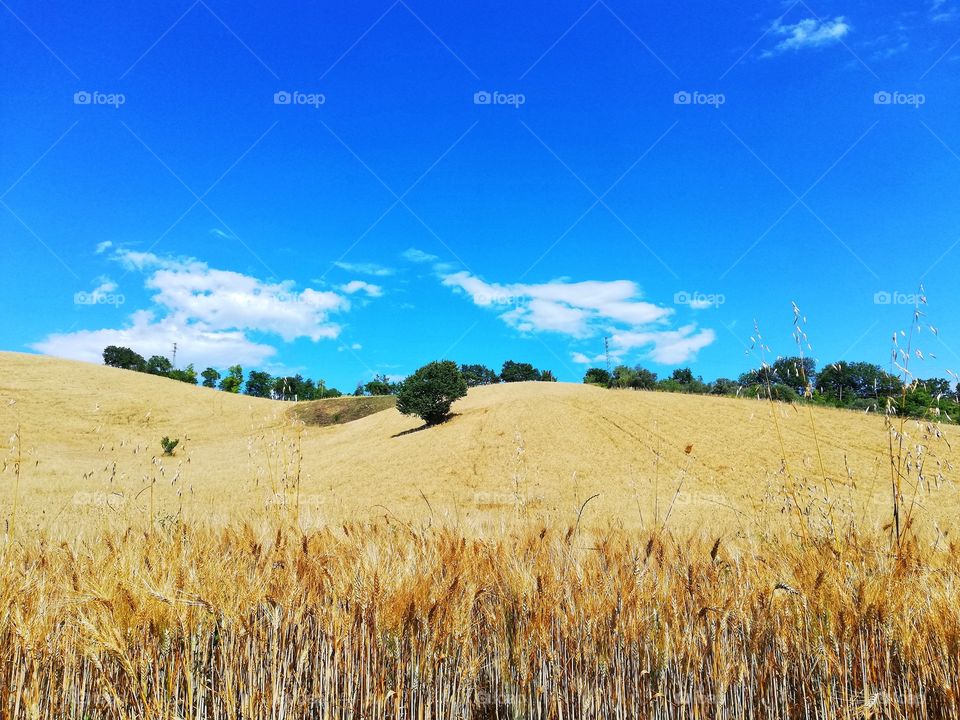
272;375;312;400
460;363;499;387
500;360;541;382
540;369;557;382
168;364;198;384
670;367;694;384
711;378;739;395
246;370;273;398
772;356;816;393
146;355;173;376
817;362;900;403
220;365;243;393
657;378;684;393
200;367;220;388
630;366;658;390
396;360;468;425
102;345;146;372
611;365;636;388
364;374;396;396
583;367;611;386
920;377;953;397
750;383;798;402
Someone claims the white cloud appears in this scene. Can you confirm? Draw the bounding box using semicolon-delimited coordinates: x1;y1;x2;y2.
35;311;279;368
611;325;716;364
402;247;439;264
95;240;113;254
33;250;363;368
339;280;383;298
571;352;594;364
442;272;715;364
764;16;850;55
91;277;118;295
333;261;395;277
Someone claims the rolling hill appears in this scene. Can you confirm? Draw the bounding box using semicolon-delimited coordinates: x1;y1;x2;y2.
1;351;956;535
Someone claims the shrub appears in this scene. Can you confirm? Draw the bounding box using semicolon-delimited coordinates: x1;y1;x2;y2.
160;436;180;456
750;383;797;402
396;361;467;425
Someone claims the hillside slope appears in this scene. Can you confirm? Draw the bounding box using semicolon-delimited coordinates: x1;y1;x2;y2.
1;351;957;534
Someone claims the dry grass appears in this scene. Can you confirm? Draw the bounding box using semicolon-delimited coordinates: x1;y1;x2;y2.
2;351;958;534
2;350;960;718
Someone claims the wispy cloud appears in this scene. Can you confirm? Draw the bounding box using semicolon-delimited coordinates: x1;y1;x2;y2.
442;272;714;364
609;326;716;365
339;280;384;298
764;16;851;56
930;0;959;22
401;247;439;264
333;260;395;277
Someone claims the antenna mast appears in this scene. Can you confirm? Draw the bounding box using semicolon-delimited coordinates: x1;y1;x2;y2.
604;336;611;374
171;342;178;368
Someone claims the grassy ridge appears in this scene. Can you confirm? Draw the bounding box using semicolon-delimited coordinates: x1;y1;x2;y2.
1;520;957;718
288;394;396;426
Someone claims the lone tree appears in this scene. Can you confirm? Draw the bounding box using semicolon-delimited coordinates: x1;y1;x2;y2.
396;360;468;426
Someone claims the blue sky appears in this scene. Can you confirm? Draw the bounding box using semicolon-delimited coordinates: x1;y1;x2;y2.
2;1;959;389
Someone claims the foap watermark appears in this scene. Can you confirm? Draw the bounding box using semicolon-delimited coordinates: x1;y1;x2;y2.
474;90;526;108
473;490;543;507
74;90;125;108
266;492;325;508
74;290;125;307
73;491;126;509
874;290;923;305
874;91;925;108
274;90;326;108
475;292;522;307
674;290;725;309
674;90;725;108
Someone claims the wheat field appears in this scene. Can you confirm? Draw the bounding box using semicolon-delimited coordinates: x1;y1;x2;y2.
1;351;959;718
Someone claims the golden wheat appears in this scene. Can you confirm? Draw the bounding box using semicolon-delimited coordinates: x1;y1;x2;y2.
0;519;957;719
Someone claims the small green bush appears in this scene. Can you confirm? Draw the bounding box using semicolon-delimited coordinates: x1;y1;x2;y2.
160;436;180;456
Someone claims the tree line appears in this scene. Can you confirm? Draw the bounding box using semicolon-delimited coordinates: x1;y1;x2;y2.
582;357;960;421
102;345;343;400
101;344;960;424
101;346;555;401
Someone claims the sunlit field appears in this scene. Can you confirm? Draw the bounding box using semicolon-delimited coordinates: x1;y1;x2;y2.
2;350;959;718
